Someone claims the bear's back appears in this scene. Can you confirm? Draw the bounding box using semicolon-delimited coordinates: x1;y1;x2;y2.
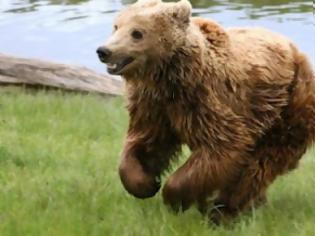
192;18;297;85
194;22;301;134
226;27;296;84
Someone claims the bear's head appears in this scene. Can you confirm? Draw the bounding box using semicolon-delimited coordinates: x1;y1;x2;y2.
97;0;192;76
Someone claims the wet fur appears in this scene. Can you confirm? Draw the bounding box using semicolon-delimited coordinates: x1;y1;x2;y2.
118;14;315;222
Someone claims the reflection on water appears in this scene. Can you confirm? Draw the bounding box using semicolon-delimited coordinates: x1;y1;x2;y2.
0;0;313;72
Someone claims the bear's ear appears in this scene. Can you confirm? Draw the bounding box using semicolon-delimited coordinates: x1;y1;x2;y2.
136;0;161;7
167;0;192;25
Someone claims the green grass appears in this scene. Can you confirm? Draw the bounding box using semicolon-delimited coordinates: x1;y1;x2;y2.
0;86;314;236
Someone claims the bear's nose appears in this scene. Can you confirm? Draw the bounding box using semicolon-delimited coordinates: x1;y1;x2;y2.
96;46;112;62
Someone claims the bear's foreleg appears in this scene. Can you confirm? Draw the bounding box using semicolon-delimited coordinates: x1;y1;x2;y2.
162;148;242;212
119;129;181;199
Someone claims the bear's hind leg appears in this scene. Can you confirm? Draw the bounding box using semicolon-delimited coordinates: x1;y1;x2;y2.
210;122;309;224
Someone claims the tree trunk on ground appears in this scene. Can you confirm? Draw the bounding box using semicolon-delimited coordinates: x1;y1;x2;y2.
0;53;123;96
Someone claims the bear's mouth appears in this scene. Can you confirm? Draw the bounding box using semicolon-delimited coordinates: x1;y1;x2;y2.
106;57;135;75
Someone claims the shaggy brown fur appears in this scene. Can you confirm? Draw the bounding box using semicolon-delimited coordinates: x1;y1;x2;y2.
97;0;315;223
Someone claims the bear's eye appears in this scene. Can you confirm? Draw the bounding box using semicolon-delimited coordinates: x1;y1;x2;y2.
114;25;118;31
131;30;143;40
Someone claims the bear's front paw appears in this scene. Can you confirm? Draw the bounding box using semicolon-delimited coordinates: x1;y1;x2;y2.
162;177;194;212
119;156;161;199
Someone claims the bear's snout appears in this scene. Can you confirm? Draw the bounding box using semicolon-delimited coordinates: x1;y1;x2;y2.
96;46;112;63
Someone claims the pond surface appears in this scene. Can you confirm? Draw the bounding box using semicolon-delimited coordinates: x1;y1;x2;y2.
0;0;313;73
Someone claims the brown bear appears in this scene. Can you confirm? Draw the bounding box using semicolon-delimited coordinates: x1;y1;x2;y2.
97;0;315;223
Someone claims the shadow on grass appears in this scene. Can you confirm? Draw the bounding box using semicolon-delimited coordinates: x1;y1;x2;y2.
0;146;26;168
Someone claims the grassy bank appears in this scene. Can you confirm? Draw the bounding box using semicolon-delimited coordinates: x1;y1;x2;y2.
0;87;314;236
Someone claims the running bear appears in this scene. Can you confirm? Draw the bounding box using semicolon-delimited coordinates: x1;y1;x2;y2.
97;0;315;223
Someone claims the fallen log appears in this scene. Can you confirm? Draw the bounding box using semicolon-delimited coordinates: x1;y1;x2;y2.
0;53;123;96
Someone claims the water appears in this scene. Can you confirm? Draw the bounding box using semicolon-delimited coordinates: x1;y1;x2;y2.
0;0;313;73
